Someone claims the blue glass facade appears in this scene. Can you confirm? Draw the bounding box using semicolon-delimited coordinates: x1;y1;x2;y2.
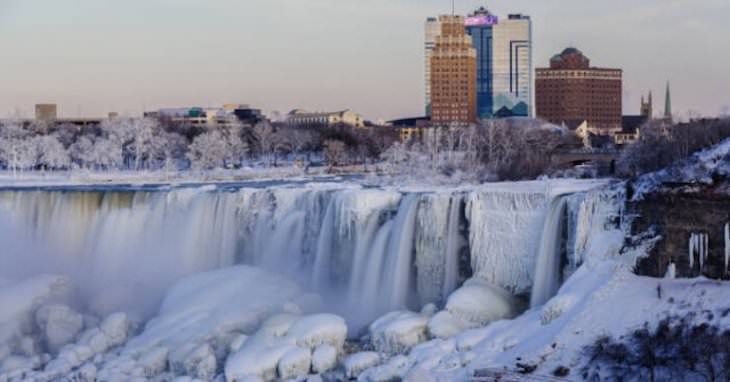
466;23;494;119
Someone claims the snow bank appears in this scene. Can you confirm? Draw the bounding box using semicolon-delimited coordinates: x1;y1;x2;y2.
632;137;730;200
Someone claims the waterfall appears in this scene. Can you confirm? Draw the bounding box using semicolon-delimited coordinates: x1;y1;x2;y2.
383;194;420;310
442;195;462;301
0;180;616;328
530;196;568;308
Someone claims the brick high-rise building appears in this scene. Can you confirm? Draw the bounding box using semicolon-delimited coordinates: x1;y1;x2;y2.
430;15;477;125
536;48;622;133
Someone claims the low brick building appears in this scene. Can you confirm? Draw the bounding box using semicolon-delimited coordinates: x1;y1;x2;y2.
536;48;622;134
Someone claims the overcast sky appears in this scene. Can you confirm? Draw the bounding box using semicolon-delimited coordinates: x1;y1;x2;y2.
1;0;728;121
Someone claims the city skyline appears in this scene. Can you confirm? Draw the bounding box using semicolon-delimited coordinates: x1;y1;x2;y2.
1;0;728;121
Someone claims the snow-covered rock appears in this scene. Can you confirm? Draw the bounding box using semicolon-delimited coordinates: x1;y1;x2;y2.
0;275;74;349
138;347;169;377
444;279;518;328
427;311;468;339
311;344;337;374
225;338;296;382
277;347;311;379
35;304;84;353
343;352;381;379
100;312;131;348
369;311;429;354
287;314;347;350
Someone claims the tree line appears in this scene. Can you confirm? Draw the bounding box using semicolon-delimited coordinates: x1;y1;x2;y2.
0;118;398;172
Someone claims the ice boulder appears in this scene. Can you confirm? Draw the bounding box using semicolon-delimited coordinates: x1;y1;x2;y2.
225;338;296;381
311;344;337;374
124;266;305;355
445;278;518;328
258;313;301;337
286;314;347;350
35;304;84;353
100;312;132;348
138;347;169;377
369;311;429;354
0;275;74;346
343;352;381;379
357;355;410;382
277;347;311;379
427;310;469;339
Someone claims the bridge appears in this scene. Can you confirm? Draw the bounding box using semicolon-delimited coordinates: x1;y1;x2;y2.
551;148;619;168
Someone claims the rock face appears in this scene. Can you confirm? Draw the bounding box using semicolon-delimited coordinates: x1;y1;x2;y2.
631;184;730;280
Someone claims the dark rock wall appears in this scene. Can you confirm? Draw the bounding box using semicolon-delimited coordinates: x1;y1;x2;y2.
632;187;730;279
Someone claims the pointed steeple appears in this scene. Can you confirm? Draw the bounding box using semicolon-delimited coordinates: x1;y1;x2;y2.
664;82;672;119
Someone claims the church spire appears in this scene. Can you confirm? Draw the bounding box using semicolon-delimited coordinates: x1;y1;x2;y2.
664;81;672;119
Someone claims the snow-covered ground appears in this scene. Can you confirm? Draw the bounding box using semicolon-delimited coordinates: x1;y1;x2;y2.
0;175;726;381
632;136;730;200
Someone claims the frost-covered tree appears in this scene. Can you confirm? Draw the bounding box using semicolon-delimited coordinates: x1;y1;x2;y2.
186;128;247;170
323;139;348;166
35;135;71;170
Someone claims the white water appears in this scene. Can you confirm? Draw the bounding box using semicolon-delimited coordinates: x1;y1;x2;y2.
0;180;614;328
530;196;568;308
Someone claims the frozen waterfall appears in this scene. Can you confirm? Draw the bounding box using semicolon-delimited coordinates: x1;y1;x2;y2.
0;180;619;328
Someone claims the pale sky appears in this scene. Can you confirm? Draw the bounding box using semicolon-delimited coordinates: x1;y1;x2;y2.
1;0;728;121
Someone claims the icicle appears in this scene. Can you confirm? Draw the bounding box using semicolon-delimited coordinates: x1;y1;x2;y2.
665;263;676;279
689;234;696;269
725;223;730;272
699;233;705;271
700;233;710;271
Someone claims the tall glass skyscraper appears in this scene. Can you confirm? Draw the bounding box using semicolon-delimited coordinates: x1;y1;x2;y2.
425;8;532;120
465;7;496;119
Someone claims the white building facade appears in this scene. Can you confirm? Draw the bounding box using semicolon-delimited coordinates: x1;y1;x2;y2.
287;109;365;128
491;14;532;117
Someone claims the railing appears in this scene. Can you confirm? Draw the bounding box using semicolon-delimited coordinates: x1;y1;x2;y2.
473;368;567;382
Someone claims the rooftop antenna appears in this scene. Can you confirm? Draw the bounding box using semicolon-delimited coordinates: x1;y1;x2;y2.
452;0;455;15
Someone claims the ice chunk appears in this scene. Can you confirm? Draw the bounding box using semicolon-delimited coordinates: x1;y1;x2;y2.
277;347;311;379
369;311;429;354
229;334;248;353
124;266;304;355
225;339;296;381
35;304;84;354
0;275;74;346
311;344;337;374
183;344;217;380
100;312;131;348
286;314;347;350
343;352;380;379
258;313;300;337
138;347;168;377
445;279;518;328
427;311;468;339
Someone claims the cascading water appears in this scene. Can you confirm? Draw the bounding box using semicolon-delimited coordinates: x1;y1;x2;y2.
0;180;618;332
530;196;568;308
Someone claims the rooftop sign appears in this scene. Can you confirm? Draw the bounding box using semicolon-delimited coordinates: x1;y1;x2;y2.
465;14;499;27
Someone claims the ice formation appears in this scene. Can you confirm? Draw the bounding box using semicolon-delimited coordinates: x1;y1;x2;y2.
725;223;730;272
689;232;709;270
0;179;618;380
